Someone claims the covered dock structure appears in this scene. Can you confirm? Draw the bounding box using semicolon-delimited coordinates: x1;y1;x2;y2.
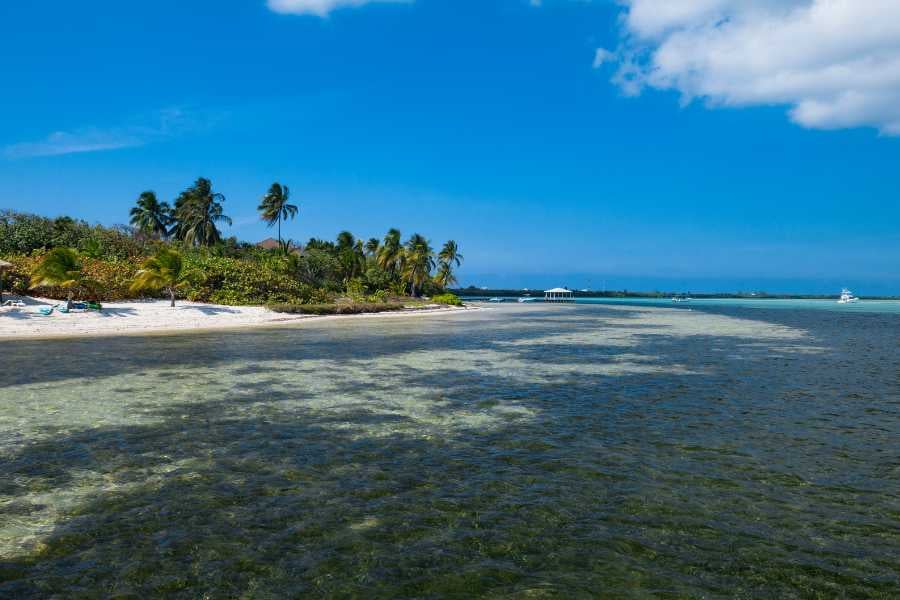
544;287;575;303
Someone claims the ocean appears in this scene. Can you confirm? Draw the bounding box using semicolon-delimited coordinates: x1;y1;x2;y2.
1;302;898;597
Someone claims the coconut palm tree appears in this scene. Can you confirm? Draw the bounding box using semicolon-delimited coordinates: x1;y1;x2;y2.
258;183;298;245
335;232;365;281
377;228;403;275
438;240;463;269
129;191;172;239
434;263;457;289
130;247;203;307
365;237;380;258
402;233;435;297
170;178;232;246
29;247;91;309
436;240;463;289
336;230;356;251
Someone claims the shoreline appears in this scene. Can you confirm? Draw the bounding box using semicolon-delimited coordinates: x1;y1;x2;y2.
0;296;482;341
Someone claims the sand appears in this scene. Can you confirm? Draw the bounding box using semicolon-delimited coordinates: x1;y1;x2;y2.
0;295;477;340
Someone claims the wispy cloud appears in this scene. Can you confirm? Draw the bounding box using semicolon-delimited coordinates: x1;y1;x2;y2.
267;0;412;17
3;108;219;159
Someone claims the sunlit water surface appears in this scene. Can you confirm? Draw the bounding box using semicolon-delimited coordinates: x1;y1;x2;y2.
1;303;898;597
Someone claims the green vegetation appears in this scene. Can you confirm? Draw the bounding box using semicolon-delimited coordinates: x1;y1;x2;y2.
29;247;95;307
432;293;463;306
170;178;232;247
267;302;409;315
257;182;298;246
0;178;465;308
129;191;172;239
130;248;203;307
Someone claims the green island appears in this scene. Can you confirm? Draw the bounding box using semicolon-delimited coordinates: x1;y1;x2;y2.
0;178;464;313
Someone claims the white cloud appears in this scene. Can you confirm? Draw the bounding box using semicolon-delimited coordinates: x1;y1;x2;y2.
267;0;410;17
3;108;215;159
601;0;900;134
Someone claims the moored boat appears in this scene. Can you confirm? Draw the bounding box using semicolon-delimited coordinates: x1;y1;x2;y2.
837;288;859;304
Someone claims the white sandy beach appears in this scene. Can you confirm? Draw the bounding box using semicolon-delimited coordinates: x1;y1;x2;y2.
0;295;477;340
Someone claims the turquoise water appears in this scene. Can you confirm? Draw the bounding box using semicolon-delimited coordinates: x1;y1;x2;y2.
1;303;899;597
578;297;900;314
467;296;900;314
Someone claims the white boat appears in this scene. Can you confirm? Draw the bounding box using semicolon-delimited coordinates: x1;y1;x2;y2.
518;297;538;303
488;297;504;303
672;295;692;303
837;288;859;304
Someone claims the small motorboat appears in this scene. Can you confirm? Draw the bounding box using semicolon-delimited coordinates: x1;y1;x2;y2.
837;288;859;304
671;295;692;303
488;297;504;303
518;297;538;303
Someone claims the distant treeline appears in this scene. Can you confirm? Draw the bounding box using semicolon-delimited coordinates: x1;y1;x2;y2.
452;288;900;300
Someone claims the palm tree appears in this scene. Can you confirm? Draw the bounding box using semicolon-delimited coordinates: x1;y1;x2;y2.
130;247;202;307
438;240;463;269
402;233;435;297
336;230;356;251
258;183;298;245
434;263;457;289
129;191;172;239
365;237;380;258
30;248;91;309
436;240;463;289
377;228;403;275
335;231;365;281
170;178;232;246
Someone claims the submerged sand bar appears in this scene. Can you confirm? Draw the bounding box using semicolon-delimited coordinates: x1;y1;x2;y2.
0;296;478;340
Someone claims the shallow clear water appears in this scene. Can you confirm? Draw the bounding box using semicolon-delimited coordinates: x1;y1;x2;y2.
1;303;898;597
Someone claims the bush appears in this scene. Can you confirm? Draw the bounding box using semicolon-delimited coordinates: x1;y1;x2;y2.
366;289;388;304
1;252;140;301
0;211;147;259
345;278;367;302
431;293;463;306
267;302;408;315
181;253;325;305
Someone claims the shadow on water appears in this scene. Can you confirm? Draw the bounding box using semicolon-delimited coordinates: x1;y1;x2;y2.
1;305;898;597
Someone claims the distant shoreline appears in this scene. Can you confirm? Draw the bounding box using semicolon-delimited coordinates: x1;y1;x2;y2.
453;290;900;301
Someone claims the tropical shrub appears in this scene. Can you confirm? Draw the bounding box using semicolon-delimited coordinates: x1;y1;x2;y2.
131;248;204;307
0;211;147;260
366;289;388;304
345;278;367;302
267;302;407;315
4;251;137;301
432;293;463;306
182;254;324;305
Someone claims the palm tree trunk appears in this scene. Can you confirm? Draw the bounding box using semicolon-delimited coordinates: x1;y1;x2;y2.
169;287;175;308
278;217;282;246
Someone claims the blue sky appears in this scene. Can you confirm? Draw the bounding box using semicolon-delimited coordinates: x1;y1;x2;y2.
2;0;899;293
